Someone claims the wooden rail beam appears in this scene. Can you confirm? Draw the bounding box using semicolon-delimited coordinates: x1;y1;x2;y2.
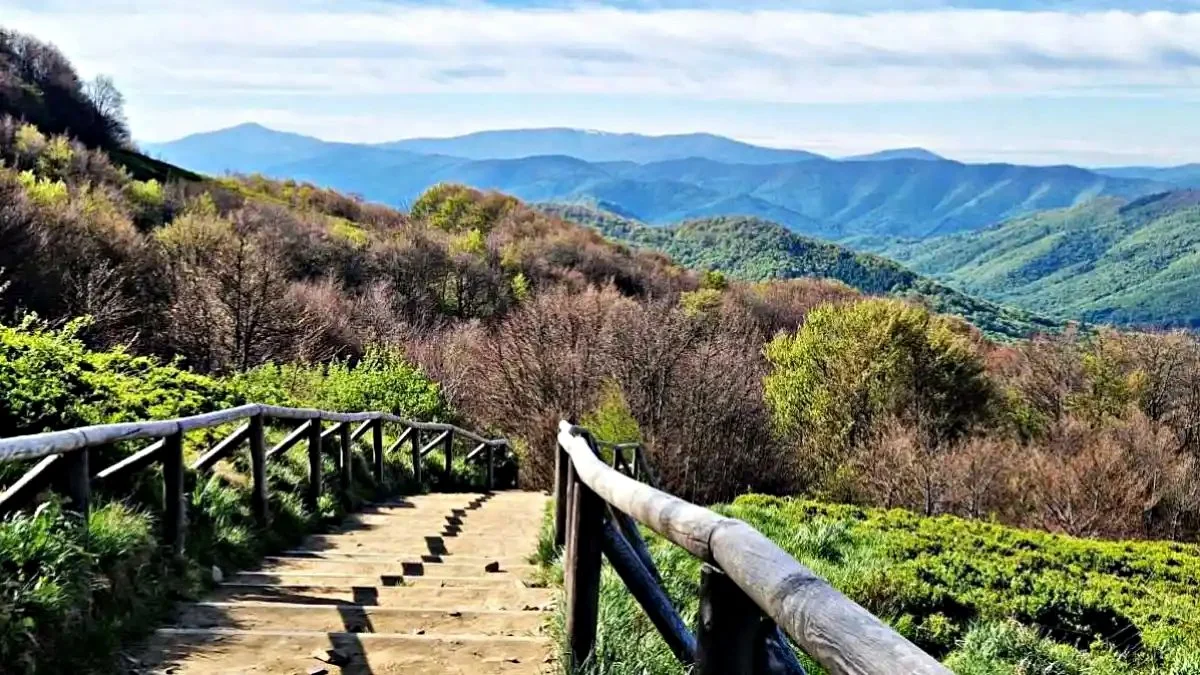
93;439;165;482
419;430;450;458
0;454;61;514
350;419;374;443
266;420;312;460
191;422;251;472
603;519;696;663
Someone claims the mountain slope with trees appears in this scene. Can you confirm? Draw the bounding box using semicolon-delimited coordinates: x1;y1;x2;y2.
541;203;1060;338
877;191;1200;327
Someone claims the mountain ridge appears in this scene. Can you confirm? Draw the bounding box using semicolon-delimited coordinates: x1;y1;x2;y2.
145;123;1172;241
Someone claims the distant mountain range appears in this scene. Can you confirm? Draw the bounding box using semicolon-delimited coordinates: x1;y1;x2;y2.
1094;164;1200;189
541;203;1059;339
871;191;1200;327
145;124;1180;241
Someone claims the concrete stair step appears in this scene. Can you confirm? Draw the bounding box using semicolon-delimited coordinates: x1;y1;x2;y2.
135;628;552;674
277;550;533;567
173;602;547;637
255;556;537;577
212;584;555;611
227;572;529;588
299;537;540;557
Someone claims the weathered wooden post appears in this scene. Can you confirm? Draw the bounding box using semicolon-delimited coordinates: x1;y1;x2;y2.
411;428;422;486
696;565;764;675
564;447;604;667
372;419;384;485
306;419;322;512
162;431;186;555
485;443;495;491
248;414;268;526
62;448;90;515
442;430;454;488
339;422;353;494
554;442;569;547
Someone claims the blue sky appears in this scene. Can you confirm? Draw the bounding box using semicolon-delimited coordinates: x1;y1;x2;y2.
4;0;1200;165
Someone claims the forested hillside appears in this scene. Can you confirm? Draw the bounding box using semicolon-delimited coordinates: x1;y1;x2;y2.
542;203;1059;338
877;191;1200;327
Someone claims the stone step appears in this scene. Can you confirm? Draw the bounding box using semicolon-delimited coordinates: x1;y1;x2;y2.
212;584;555;611
300;535;540;557
255;556;537;577
136;628;552;674
277;550;534;567
173;602;547;637
227;572;529;588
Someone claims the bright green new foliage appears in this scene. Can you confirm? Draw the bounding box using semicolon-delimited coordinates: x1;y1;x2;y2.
764;299;992;483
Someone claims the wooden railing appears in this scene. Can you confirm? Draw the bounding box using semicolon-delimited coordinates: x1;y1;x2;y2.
556;421;950;675
0;404;513;553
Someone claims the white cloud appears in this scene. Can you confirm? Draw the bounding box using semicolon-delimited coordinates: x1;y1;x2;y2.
4;0;1200;161
7;2;1200;100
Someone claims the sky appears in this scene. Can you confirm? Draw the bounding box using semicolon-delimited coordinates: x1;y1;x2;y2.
4;0;1200;165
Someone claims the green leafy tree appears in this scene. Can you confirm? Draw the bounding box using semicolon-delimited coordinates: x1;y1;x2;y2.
764;299;992;484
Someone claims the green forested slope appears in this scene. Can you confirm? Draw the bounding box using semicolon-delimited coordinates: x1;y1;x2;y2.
542;203;1059;338
877;191;1200;326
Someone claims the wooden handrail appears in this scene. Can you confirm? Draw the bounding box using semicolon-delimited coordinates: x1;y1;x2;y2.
0;404;513;556
0;404;508;463
557;420;948;675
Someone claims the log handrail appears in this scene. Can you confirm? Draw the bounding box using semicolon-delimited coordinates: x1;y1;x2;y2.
0;404;508;463
0;404;513;555
557;420;949;675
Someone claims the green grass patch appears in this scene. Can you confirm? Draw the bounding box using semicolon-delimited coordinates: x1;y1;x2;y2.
545;496;1200;674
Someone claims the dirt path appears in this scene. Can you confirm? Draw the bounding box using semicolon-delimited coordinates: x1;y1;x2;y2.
133;491;555;674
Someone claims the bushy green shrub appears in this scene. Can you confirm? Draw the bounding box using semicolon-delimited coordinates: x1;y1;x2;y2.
764;298;993;487
229;347;446;419
0;317;234;438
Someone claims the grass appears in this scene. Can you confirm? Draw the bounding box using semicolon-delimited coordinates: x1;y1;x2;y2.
539;496;1200;675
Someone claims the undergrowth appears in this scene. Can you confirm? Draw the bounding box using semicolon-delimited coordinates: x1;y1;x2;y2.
541;497;1200;675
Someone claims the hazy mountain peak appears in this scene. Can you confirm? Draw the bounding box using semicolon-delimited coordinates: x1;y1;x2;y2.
845;147;945;162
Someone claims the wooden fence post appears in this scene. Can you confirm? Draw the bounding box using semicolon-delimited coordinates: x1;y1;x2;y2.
696;564;763;675
248;414;268;526
306;420;322;512
554;443;569;547
485;443;495;491
62;448;90;516
411;428;422;486
564;460;604;667
339;422;353;495
442;430;454;488
162;431;186;555
372;419;384;485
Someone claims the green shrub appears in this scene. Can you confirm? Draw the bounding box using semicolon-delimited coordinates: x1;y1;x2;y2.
764;298;993;486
